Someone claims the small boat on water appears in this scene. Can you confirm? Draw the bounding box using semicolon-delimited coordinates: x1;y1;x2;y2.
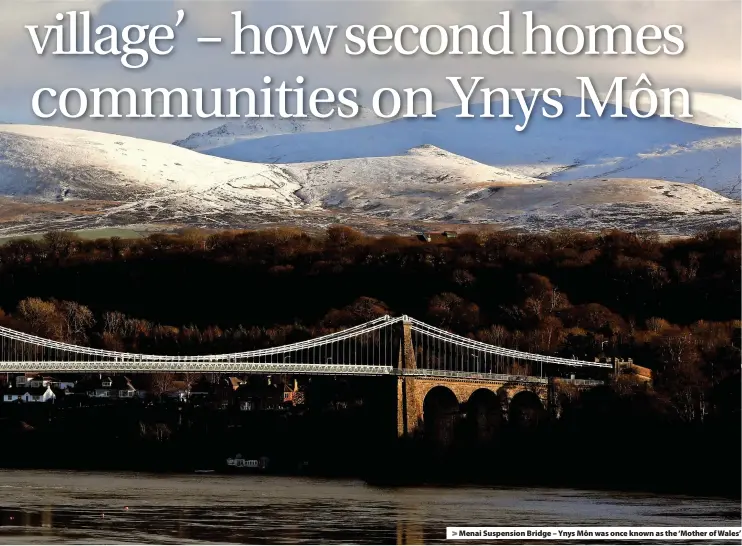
194;469;215;474
225;454;270;473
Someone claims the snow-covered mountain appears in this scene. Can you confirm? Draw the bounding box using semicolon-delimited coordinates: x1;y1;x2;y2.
656;92;742;129
173;105;382;152
0;124;302;210
174;95;741;198
292;160;739;231
289;145;542;211
0;124;738;237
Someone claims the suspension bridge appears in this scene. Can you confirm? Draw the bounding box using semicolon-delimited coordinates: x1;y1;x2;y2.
0;315;610;379
1;315;615;437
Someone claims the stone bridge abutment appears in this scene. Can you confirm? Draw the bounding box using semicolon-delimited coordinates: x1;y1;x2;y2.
396;375;549;439
395;318;591;440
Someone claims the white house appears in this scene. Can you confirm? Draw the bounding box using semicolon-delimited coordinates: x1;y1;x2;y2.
43;376;75;390
16;375;75;391
85;376;139;398
14;374;36;387
26;376;45;388
3;386;57;403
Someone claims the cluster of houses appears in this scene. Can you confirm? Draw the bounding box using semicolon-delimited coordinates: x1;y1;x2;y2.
2;374;74;403
233;377;306;411
1;374;142;404
0;373;309;410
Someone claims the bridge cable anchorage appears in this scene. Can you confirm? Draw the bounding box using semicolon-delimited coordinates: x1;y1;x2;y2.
0;315;607;383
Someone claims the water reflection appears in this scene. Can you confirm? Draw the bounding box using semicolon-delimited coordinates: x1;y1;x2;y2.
0;470;739;544
396;496;425;545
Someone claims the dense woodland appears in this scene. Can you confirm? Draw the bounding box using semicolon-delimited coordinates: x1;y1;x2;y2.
0;226;739;495
0;226;739;427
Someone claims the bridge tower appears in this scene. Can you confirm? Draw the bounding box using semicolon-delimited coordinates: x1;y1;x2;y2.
396;316;421;438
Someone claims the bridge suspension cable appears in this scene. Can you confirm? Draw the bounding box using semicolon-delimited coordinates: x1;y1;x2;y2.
405;317;611;377
0;314;611;377
0;316;402;374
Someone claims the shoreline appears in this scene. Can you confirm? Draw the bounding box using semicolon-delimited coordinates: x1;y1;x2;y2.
2;462;738;501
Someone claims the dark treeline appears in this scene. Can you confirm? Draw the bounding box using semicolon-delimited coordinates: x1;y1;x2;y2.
0;377;394;477
1;227;739;415
0;226;739;496
1;376;738;498
389;394;742;498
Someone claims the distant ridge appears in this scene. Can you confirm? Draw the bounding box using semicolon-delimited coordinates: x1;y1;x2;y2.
0;123;739;237
173;105;382;152
173;95;741;198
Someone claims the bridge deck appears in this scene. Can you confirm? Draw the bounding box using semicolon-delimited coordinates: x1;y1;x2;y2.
0;314;611;384
0;361;604;386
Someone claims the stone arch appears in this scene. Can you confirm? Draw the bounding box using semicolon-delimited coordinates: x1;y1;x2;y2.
465;388;502;443
423;386;460;447
508;390;546;428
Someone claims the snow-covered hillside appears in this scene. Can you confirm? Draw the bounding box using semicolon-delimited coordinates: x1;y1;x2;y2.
289;145;542;211
0;124;738;237
173;105;382;152
175;96;741;198
291;164;740;231
0;124;302;210
654;92;742;128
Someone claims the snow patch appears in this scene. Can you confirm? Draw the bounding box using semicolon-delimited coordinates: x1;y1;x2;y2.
174;96;741;198
0;124;303;210
0;124;738;238
173;105;381;152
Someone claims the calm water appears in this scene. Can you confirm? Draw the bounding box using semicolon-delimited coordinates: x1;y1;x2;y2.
0;470;739;544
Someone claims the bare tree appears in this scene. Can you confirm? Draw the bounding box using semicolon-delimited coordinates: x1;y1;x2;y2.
477;324;508;346
103;311;127;335
42;231;79;258
182;372;204;398
428;293;480;329
151;373;176;398
60;301;95;344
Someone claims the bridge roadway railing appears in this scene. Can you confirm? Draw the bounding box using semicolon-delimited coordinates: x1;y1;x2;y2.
396;369;604;386
0;359;605;387
552;378;605;386
397;369;547;384
0;361;396;375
